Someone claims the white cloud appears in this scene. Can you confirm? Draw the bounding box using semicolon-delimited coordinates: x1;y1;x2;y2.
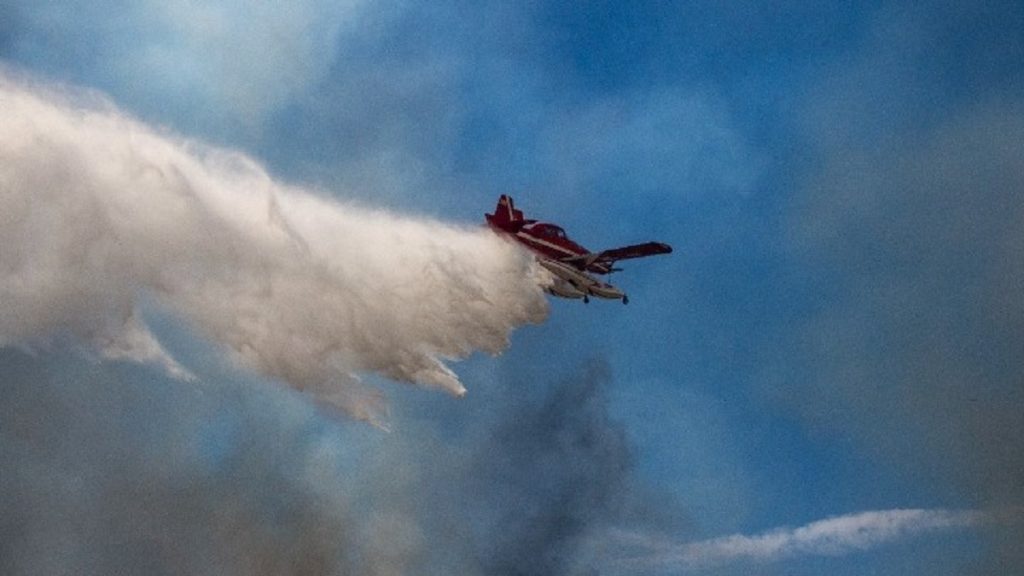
134;0;363;128
9;0;365;135
608;508;991;572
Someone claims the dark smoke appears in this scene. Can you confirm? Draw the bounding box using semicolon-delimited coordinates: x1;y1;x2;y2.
0;349;668;576
349;360;672;576
467;362;634;576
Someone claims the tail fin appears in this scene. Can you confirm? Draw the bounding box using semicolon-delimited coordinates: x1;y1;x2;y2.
485;194;524;229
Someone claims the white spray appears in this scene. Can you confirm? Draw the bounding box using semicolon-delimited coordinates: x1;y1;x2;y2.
0;72;549;424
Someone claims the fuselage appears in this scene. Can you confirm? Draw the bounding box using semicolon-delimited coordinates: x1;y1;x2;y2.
484;218;615;275
485;194;670;303
485;212;624;302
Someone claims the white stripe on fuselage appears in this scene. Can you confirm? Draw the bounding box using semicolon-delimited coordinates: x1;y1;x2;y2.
515;231;580;258
515;231;612;274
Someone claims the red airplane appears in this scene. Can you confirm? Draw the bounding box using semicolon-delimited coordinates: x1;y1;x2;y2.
486;195;671;304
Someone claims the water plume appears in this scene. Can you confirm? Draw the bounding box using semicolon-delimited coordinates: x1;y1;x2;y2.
0;71;548;424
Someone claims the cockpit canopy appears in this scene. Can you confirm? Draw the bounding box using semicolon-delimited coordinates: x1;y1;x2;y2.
531;223;567;239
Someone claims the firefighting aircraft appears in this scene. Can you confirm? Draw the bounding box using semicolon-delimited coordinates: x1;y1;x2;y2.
486;195;671;304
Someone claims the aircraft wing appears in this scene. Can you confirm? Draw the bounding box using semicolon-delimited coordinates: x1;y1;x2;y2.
594;242;672;263
561;241;672;272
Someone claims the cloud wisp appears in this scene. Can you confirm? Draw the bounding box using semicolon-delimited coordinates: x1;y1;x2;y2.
0;71;549;424
6;0;367;138
608;508;992;572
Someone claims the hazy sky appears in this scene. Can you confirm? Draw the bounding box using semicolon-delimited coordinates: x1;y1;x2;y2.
2;2;1023;575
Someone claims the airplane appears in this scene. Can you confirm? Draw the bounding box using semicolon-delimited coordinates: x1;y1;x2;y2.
485;195;671;304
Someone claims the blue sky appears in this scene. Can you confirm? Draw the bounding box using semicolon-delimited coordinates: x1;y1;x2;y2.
2;2;1023;575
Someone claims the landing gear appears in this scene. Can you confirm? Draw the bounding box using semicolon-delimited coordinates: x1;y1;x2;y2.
583;295;590;304
622;295;629;305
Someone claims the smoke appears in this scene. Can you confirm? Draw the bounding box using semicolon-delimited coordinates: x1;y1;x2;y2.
774;5;1024;572
345;360;673;576
0;344;667;576
0;71;548;424
0;348;356;576
463;361;637;576
783;97;1024;573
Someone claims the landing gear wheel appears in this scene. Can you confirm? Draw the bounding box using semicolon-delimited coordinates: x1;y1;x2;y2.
622;295;629;305
583;295;590;304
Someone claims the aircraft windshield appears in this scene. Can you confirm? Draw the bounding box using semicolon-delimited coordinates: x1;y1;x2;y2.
533;223;567;239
